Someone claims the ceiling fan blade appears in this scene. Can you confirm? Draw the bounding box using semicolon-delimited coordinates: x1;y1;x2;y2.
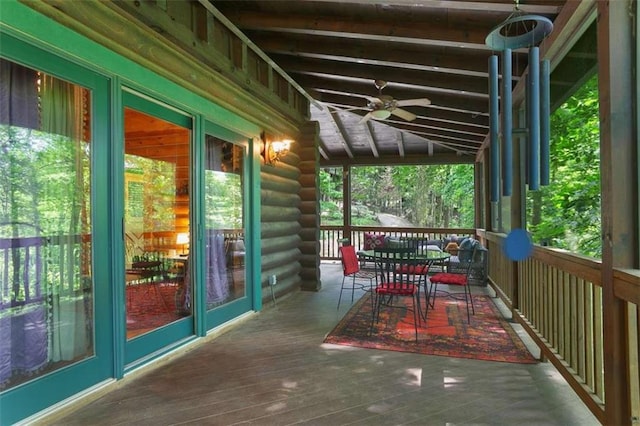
390;107;417;121
331;106;370;112
364;95;383;103
395;98;431;107
358;112;374;124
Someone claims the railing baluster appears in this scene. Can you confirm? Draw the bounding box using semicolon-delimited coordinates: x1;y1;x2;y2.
23;247;31;302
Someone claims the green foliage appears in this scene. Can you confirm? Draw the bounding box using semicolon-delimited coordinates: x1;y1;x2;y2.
125;155;176;232
319;164;475;227
206;171;243;229
528;74;601;258
0;126;90;237
319;167;344;225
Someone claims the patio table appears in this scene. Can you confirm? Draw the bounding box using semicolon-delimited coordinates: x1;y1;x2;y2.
358;249;450;264
359;249;450;321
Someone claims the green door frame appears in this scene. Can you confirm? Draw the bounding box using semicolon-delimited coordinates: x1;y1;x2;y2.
201;121;262;331
0;32;114;425
121;91;197;368
2;3;263;422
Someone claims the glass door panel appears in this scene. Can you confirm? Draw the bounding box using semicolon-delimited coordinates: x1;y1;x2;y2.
204;134;251;325
0;59;95;391
0;47;111;425
123;106;192;341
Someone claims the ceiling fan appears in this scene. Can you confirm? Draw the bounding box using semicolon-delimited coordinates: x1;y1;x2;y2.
357;80;431;124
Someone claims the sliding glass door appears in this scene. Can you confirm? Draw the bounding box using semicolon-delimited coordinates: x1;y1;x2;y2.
203;124;253;327
122;93;194;365
0;36;112;425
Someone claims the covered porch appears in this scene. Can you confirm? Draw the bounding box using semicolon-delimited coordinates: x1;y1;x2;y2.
50;261;598;425
318;225;639;424
2;1;638;424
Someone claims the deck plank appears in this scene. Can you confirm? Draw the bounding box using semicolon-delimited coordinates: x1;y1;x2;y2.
49;262;599;426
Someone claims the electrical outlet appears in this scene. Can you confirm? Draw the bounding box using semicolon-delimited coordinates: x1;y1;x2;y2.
269;275;277;286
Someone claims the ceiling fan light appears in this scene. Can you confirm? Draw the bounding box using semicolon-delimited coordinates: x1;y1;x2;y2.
370;109;391;120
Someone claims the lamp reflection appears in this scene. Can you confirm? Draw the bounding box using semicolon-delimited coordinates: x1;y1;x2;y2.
176;232;189;254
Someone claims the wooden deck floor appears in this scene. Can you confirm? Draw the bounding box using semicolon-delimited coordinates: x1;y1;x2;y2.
50;261;599;425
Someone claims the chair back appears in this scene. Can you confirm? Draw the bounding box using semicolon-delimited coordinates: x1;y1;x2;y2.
339;245;360;276
373;247;418;286
448;244;478;277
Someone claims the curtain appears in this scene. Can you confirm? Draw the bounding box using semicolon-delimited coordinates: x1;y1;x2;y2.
0;61;47;387
1;60;91;390
204;138;230;307
40;74;91;362
0;58;38;129
205;231;229;307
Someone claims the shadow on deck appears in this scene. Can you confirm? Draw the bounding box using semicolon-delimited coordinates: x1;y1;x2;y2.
49;261;599;425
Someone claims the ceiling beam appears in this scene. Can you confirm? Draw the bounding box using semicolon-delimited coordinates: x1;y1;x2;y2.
328;111;356;158
272;54;489;95
314;90;489;125
396;132;406;157
363;122;381;158
319;152;476;167
311;105;352;157
323;101;490;130
244;31;528;77
295;0;562;14
217;10;509;49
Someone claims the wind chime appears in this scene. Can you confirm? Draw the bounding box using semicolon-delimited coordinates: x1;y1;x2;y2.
485;0;554;202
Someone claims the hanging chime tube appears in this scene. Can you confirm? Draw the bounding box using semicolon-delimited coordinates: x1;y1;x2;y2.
528;46;540;190
540;58;550;186
501;48;512;196
489;55;500;202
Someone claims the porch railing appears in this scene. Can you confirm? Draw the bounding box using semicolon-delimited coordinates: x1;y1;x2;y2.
1;234;87;309
320;225;638;422
319;225;477;260
2;229;245;308
478;230;639;424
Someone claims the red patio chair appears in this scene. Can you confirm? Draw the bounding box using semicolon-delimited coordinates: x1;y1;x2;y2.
337;245;376;309
371;247;421;342
427;245;477;323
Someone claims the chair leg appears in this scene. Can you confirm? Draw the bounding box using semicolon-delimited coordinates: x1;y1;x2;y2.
422;277;434;322
431;282;438;309
414;284;423;324
412;293;419;342
368;279;375;311
464;287;471;323
337;276;347;309
369;291;381;335
462;284;475;323
351;275;357;303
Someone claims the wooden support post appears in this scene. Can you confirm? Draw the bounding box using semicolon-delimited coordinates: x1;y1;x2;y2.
343;165;352;245
597;1;635;424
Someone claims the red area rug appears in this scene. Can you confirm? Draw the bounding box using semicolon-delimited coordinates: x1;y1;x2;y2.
324;293;537;364
126;282;183;334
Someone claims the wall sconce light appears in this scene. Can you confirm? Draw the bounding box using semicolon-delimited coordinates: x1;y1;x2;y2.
176;232;189;254
261;131;293;165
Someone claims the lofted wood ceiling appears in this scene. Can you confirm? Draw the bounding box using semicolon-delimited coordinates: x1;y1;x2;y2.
212;0;596;166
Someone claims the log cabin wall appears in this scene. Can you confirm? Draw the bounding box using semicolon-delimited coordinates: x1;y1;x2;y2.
298;122;321;291
260;136;303;297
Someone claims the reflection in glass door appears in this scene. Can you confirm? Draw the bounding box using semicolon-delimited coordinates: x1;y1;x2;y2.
123;107;191;340
0;59;95;391
0;48;111;424
204;136;246;313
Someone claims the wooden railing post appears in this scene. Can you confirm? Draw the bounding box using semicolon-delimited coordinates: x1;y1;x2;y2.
343;165;352;246
598;1;634;423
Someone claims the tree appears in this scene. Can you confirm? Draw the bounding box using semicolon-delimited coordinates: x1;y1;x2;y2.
319;164;475;228
528;74;601;258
